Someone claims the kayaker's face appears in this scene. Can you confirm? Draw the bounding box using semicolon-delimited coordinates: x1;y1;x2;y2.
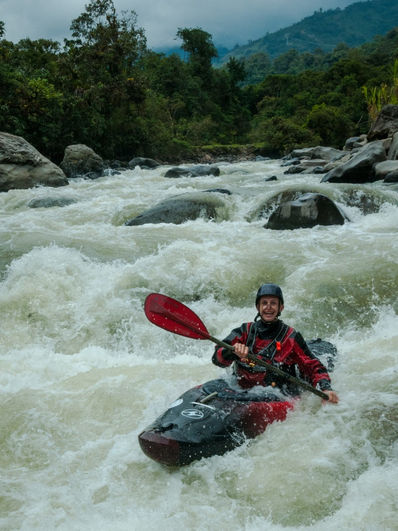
257;296;283;323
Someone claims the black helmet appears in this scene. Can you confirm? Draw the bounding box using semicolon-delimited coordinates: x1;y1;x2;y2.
255;283;284;306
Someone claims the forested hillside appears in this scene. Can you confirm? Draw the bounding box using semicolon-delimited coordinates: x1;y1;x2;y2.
221;0;398;61
1;0;398;163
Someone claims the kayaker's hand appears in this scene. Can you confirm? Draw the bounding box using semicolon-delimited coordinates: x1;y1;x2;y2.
322;390;339;404
234;343;249;362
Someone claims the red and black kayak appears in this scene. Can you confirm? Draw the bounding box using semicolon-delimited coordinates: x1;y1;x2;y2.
138;378;294;466
138;338;336;466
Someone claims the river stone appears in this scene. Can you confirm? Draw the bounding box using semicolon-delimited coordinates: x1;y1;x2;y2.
164;165;220;178
60;144;104;178
128;157;160;169
374;160;398;180
384;170;398;182
0;132;68;192
289;146;345;161
203;188;231;195
321;141;386;183
265;193;347;230
344;135;367;151
125;192;226;225
28;197;76;208
284;165;306;174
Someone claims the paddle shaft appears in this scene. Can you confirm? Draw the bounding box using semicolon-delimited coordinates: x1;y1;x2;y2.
208;334;329;400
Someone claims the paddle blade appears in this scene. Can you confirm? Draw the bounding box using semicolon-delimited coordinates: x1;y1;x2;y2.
144;293;210;340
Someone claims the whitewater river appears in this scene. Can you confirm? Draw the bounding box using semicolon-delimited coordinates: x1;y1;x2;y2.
1;159;397;530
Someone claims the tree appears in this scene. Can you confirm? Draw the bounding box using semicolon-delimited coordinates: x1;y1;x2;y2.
64;0;146;82
60;0;148;157
176;27;217;85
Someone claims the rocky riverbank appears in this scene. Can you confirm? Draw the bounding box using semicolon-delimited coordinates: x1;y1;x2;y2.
2;105;398;230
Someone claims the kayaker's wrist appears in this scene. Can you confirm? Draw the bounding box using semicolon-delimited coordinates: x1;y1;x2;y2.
318;379;332;391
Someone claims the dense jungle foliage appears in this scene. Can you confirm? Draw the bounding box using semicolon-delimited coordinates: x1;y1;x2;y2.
0;0;398;163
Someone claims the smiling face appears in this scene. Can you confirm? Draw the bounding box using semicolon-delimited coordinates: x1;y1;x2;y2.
256;295;283;323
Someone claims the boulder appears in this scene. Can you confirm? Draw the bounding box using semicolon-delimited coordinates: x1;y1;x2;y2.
0;132;68;192
374;160;398;180
60;144;104;178
384;170;398;183
289;146;345;161
321;141;386;183
125;192;227;226
344;135;367;151
164;165;220;178
265;193;348;230
283;165;306;174
367;104;398;141
388;132;398;160
128;157;160;169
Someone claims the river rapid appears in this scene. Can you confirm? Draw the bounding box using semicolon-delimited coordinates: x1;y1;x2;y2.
1;159;398;530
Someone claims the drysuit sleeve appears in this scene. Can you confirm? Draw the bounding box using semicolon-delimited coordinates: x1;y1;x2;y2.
212;323;250;368
290;332;332;391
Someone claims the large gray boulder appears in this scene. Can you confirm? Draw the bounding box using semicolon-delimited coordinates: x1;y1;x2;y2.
265;193;348;230
60;144;104;178
0;132;68;192
367;105;398;141
321;141;387;183
125;191;227;225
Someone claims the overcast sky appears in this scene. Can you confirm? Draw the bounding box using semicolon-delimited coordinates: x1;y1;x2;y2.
0;0;357;50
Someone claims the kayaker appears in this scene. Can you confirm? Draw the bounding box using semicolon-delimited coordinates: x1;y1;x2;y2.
212;283;339;403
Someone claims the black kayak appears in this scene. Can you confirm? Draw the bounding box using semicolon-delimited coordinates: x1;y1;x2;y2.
138;339;337;466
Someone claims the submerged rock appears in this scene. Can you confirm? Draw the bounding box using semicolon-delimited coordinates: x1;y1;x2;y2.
0;132;68;192
28;197;76;208
265;193;348;230
203;188;231;195
164;165;220;178
125;192;227;225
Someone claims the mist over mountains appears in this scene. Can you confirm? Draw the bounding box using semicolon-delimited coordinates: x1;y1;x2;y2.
156;0;398;65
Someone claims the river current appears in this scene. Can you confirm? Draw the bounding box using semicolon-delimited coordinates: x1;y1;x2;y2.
1;159;397;530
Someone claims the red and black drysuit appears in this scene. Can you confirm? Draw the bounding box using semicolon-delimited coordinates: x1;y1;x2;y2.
212;318;332;396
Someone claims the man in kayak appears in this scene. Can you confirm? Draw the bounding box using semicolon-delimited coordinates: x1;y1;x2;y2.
212;283;339;403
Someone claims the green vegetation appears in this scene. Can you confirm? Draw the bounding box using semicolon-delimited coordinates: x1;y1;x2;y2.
362;59;398;122
0;0;398;162
221;0;398;63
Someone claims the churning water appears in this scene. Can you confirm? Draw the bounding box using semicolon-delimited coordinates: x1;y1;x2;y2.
1;160;397;530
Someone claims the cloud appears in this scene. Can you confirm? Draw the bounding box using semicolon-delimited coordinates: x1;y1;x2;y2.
0;0;355;49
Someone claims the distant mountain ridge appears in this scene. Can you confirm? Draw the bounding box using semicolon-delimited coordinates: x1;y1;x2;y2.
220;0;398;63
